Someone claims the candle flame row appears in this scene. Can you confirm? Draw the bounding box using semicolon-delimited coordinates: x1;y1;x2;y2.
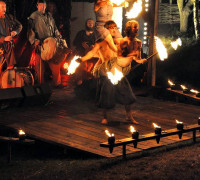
105;120;185;138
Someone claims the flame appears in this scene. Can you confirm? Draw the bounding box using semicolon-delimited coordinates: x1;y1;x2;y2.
180;85;187;90
153;123;161;128
19;129;25;135
63;62;69;70
125;0;142;19
110;0;126;6
176;119;183;124
107;68;124;85
130;125;136;133
67;56;81;75
105;130;114;137
171;38;182;50
155;36;168;61
168;79;175;86
190;89;199;94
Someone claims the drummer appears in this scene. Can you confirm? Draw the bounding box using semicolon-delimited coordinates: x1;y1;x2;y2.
28;0;68;88
0;0;22;74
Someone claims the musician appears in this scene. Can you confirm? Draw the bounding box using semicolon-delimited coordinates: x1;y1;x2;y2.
73;18;96;84
0;0;22;73
28;0;68;88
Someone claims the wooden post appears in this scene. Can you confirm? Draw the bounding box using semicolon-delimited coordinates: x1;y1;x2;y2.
122;144;126;159
147;0;159;87
193;130;196;142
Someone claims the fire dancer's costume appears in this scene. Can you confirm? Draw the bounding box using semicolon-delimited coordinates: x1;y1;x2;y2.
95;57;136;109
95;3;122;41
28;10;67;86
0;14;22;68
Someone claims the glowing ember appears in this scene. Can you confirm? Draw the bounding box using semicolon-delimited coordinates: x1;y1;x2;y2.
110;0;126;6
155;36;168;61
19;129;25;135
130;126;136;133
180;85;187;90
153;123;161;128
63;62;69;70
67;56;81;75
105;130;114;137
125;0;142;19
176;119;183;124
171;38;182;50
107;68;124;85
168;79;175;86
190;89;199;94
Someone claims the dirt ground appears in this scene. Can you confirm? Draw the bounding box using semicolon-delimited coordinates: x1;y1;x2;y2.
0;139;200;180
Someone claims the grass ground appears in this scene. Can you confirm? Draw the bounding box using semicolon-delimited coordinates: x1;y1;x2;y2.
0;139;200;180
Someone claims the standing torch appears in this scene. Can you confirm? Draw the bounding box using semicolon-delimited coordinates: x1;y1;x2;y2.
130;126;139;148
180;85;190;94
105;130;115;153
190;89;200;98
153;123;161;144
198;117;200;125
176;120;184;130
176;120;184;139
18;129;26;141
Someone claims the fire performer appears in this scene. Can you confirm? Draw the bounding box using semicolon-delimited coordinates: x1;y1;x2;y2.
94;0;124;53
0;0;22;73
28;0;69;88
76;20;145;125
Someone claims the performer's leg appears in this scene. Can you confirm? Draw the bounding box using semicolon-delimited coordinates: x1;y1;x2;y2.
125;104;139;124
34;53;44;84
48;62;61;86
6;46;16;69
101;108;108;124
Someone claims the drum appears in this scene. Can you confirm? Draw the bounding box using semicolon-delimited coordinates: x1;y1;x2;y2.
0;67;34;89
41;37;69;64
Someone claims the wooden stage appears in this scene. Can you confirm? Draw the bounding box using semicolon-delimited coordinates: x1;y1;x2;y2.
0;86;200;158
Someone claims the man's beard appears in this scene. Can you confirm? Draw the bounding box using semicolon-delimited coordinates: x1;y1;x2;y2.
86;26;94;31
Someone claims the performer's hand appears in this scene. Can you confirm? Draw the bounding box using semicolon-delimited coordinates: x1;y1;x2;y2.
140;59;147;64
66;48;72;54
11;31;17;37
75;58;82;63
4;36;13;42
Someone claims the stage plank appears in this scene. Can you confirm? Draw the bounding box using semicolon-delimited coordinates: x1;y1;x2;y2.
0;87;200;158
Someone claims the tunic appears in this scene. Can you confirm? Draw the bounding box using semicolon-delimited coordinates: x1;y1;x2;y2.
0;14;22;67
95;4;122;41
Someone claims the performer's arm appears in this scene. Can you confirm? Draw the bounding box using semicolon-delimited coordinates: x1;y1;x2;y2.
81;43;100;62
8;14;22;37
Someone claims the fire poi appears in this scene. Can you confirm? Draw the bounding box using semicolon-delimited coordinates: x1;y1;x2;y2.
67;55;81;75
171;37;182;50
125;0;142;19
107;68;124;85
